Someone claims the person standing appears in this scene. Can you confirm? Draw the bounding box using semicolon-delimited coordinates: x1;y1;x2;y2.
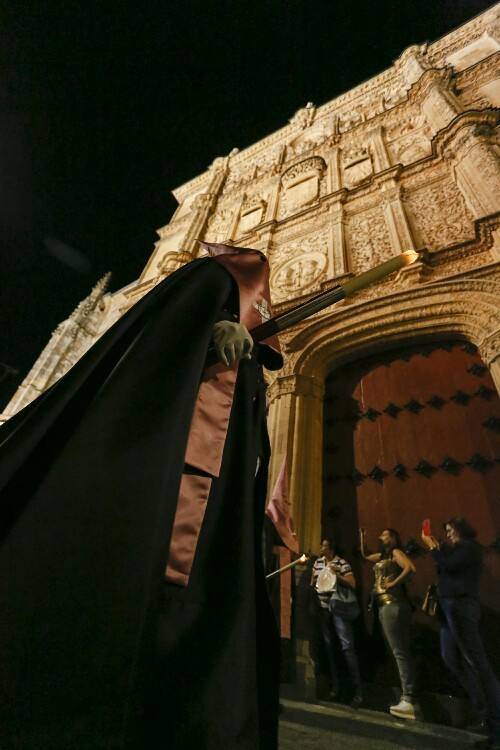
422;517;500;750
311;538;363;706
360;527;418;719
0;243;283;750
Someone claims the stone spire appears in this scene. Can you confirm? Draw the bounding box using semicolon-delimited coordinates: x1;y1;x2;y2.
1;273;112;421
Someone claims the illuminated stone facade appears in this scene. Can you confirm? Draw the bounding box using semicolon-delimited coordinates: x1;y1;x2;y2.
3;5;500;551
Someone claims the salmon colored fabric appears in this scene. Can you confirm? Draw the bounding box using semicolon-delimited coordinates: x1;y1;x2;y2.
266;455;300;553
165;246;282;586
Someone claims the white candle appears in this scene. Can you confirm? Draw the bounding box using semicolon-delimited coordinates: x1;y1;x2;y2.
342;251;419;296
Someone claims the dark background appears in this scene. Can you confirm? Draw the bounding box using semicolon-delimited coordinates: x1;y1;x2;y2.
0;0;496;406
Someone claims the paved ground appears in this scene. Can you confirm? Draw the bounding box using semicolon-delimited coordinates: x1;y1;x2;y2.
279;699;484;750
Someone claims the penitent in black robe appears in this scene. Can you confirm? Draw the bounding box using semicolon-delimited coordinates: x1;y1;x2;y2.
0;258;281;750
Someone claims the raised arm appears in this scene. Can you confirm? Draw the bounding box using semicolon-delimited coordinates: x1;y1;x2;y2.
359;528;381;563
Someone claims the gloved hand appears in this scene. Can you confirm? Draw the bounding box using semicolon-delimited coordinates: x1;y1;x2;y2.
212;321;253;366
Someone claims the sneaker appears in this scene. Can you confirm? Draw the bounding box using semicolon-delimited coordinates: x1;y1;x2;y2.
389;699;417;720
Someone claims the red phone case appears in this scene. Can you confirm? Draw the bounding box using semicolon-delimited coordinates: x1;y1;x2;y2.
422;519;431;536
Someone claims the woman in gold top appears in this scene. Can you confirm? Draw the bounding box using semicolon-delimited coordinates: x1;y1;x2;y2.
359;527;417;720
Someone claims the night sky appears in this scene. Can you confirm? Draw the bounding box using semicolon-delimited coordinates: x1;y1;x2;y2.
0;0;496;407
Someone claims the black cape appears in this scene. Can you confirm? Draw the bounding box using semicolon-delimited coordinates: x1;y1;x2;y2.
0;258;280;749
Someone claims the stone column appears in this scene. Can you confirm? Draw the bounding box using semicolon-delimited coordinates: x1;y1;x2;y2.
446;121;500;219
267;372;325;553
478;329;500;396
379;178;417;253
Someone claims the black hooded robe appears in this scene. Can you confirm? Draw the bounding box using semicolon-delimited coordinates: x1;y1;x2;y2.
0;258;280;749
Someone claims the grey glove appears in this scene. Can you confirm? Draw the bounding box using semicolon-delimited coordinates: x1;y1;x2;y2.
212;321;253;366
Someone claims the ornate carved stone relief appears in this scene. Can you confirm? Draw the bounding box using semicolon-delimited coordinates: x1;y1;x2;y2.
341;145;374;188
345;206;393;272
427;6;499;65
277;157;326;219
269;230;329;302
445;32;500;72
204;207;235;243
404;177;475;251
236;193;268;236
222;162;256;196
285;115;340;162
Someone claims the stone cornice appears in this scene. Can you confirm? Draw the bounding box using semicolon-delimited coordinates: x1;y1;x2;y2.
455;49;500;92
171;8;497;202
426;4;500;64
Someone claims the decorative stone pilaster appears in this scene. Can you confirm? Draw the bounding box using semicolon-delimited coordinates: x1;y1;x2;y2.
267;373;325;553
417;68;462;134
369;125;392;173
445;119;500;219
397;44;431;87
328;196;349;277
326;147;342;193
379;179;417;253
478;328;500;395
183;160;230;253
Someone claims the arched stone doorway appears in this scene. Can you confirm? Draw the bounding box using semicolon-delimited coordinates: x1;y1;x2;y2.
322;335;500;698
267;278;500;705
267;278;500;553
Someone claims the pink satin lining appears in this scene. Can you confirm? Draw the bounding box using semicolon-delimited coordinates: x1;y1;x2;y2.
164;472;212;586
184;363;237;477
165;251;281;586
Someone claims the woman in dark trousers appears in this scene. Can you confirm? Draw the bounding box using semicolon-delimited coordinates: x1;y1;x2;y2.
422;517;500;750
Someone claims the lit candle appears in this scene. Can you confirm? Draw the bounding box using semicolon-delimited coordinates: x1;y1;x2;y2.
251;251;420;342
341;250;419;296
265;553;309;580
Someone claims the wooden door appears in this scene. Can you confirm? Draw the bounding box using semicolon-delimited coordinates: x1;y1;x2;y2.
323;338;500;695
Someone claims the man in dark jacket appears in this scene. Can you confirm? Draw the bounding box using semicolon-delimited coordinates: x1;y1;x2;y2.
0;243;282;750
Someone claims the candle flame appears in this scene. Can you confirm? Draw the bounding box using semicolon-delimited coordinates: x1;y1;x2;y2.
299;553;308;563
401;250;419;266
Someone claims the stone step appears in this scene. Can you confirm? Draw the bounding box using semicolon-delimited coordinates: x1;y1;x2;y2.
279;698;485;750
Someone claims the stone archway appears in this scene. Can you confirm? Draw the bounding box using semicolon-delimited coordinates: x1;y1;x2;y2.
267;277;500;552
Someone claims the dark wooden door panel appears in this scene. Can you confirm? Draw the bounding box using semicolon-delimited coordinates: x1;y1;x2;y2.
323;340;500;691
